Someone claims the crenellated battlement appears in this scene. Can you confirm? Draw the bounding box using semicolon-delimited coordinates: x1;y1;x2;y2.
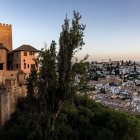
0;23;12;51
0;23;12;28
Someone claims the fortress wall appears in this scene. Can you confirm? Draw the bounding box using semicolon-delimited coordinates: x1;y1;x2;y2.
0;22;30;126
0;85;27;126
0;70;19;85
0;23;12;51
0;88;10;126
0;49;7;70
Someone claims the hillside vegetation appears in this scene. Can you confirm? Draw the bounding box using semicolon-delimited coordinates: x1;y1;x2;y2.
1;11;140;140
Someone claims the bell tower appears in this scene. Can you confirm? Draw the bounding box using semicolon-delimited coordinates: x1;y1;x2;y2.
0;23;12;52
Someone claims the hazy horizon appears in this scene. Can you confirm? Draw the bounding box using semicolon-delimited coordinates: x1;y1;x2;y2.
1;0;140;61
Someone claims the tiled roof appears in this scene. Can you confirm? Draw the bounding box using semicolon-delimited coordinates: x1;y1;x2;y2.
0;43;8;51
13;44;38;52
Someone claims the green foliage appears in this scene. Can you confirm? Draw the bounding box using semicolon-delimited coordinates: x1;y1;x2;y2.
57;11;86;101
26;65;38;100
2;95;140;140
1;11;140;140
55;95;140;140
5;11;87;139
72;60;90;93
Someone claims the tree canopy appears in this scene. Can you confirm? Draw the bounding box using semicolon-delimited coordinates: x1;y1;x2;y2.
1;11;140;140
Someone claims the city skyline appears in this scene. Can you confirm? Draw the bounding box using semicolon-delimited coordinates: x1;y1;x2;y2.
1;0;140;61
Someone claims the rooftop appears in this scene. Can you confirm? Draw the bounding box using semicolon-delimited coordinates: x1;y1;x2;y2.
13;44;38;52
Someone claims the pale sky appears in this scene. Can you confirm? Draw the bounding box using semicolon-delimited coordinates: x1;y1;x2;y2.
1;0;140;61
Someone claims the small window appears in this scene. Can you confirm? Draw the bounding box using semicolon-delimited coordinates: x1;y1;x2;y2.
29;52;32;55
28;64;29;68
23;59;25;62
0;64;3;70
24;63;26;69
24;52;27;56
17;52;18;58
16;64;18;68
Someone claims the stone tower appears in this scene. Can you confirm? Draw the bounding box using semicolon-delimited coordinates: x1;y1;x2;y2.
0;23;12;52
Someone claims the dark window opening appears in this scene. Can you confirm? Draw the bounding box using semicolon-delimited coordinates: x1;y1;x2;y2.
17;52;18;58
24;52;27;56
23;59;25;62
0;64;3;70
28;64;29;68
16;64;18;68
24;63;26;69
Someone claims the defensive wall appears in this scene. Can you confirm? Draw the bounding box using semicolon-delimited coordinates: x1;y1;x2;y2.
0;23;12;52
0;71;27;126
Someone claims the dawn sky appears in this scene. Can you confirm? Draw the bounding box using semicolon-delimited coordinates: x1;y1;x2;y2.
1;0;140;61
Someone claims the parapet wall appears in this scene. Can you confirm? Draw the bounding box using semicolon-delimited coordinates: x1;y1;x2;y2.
0;23;12;29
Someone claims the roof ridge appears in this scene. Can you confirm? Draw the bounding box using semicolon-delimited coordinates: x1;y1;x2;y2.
13;44;38;52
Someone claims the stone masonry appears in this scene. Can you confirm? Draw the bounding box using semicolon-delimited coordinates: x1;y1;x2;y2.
0;23;38;126
0;23;12;52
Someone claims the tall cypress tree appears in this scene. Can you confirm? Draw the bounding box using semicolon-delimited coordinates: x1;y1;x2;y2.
25;11;86;139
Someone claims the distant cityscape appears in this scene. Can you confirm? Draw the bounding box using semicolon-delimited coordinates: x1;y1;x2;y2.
88;59;140;115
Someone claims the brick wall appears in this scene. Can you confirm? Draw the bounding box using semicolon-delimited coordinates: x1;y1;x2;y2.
0;23;12;52
0;49;7;70
0;70;18;85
